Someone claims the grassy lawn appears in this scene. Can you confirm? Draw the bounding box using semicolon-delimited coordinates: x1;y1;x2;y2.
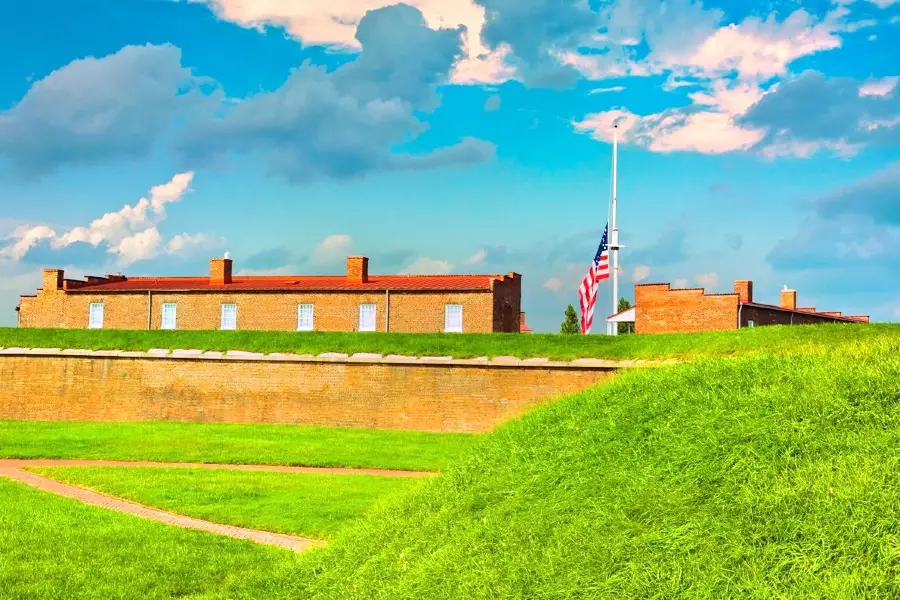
29;466;427;539
2;322;898;360
0;421;477;472
291;335;900;598
0;478;310;599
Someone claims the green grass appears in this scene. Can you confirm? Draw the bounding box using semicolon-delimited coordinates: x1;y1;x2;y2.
289;334;900;598
29;467;425;539
7;324;900;597
0;421;476;472
3;323;898;361
0;478;309;599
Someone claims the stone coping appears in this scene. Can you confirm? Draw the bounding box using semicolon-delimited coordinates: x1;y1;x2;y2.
0;347;676;370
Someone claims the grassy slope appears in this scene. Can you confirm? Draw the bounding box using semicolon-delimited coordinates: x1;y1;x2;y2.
29;466;425;538
0;478;308;599
0;422;475;471
2;323;897;360
292;332;900;598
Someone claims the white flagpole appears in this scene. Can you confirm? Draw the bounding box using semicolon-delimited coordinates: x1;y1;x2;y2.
609;124;620;336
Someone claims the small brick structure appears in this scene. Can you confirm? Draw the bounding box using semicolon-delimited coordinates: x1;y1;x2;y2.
17;255;522;334
624;280;869;334
0;351;622;433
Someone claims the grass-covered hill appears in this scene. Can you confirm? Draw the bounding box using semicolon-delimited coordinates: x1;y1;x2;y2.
1;323;896;361
289;326;900;598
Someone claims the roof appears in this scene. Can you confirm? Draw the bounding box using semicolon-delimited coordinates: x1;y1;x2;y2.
741;301;867;323
520;321;533;333
61;274;511;293
607;306;636;322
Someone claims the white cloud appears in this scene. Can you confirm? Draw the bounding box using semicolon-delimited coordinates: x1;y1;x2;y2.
571;6;868;158
695;272;720;288
674;278;689;288
188;0;513;85
114;228;162;264
0;225;56;261
574;105;765;154
632;265;651;282
466;248;487;264
859;76;899;97
543;277;564;292
589;86;625;94
312;234;354;264
166;232;218;255
0;171;196;266
400;257;453;274
675;11;841;82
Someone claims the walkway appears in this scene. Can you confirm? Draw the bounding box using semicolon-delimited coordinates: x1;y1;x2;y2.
0;459;437;552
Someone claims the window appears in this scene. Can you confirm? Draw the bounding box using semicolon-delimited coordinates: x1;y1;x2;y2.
88;302;104;329
220;303;237;330
297;303;314;331
358;303;376;332
444;304;463;333
747;319;756;328
161;303;177;330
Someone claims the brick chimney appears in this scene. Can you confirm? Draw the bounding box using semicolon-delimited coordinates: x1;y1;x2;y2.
42;269;63;291
347;256;369;284
734;280;753;304
210;257;233;285
780;286;797;310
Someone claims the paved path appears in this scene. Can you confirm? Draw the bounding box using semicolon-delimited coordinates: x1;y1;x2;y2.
0;458;436;478
0;459;435;552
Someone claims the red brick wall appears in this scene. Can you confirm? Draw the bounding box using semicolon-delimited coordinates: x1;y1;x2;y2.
635;284;739;334
18;287;513;333
0;355;613;433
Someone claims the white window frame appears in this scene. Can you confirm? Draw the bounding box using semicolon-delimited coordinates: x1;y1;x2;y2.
358;303;377;332
88;302;104;329
220;303;237;330
747;319;756;328
297;303;314;331
444;304;463;333
161;303;177;330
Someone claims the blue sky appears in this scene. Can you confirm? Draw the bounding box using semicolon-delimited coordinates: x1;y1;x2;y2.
1;0;899;332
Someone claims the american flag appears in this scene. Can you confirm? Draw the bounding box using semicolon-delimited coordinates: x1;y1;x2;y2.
578;223;610;334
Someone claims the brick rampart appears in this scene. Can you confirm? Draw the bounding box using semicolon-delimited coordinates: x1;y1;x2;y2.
0;351;617;433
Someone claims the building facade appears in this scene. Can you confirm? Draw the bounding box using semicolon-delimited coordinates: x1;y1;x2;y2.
607;279;869;334
17;256;523;334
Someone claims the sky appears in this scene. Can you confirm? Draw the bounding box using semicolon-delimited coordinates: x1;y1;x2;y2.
0;0;899;332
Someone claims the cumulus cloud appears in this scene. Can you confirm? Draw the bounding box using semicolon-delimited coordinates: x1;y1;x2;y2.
177;4;494;183
543;276;564;292
166;232;219;256
0;172;198;267
0;44;204;178
400;257;454;274
674;278;689;288
189;0;514;85
695;272;719;288
740;70;900;156
632;265;651;282
768;162;900;276
312;234;354;265
569;4;884;158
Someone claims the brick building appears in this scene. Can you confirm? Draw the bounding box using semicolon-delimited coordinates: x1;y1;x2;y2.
607;279;869;334
17;255;523;333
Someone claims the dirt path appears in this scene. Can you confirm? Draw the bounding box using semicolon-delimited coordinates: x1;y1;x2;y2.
0;465;323;552
0;459;436;552
0;458;436;478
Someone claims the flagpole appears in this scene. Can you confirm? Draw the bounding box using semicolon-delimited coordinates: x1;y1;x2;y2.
609;124;619;336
